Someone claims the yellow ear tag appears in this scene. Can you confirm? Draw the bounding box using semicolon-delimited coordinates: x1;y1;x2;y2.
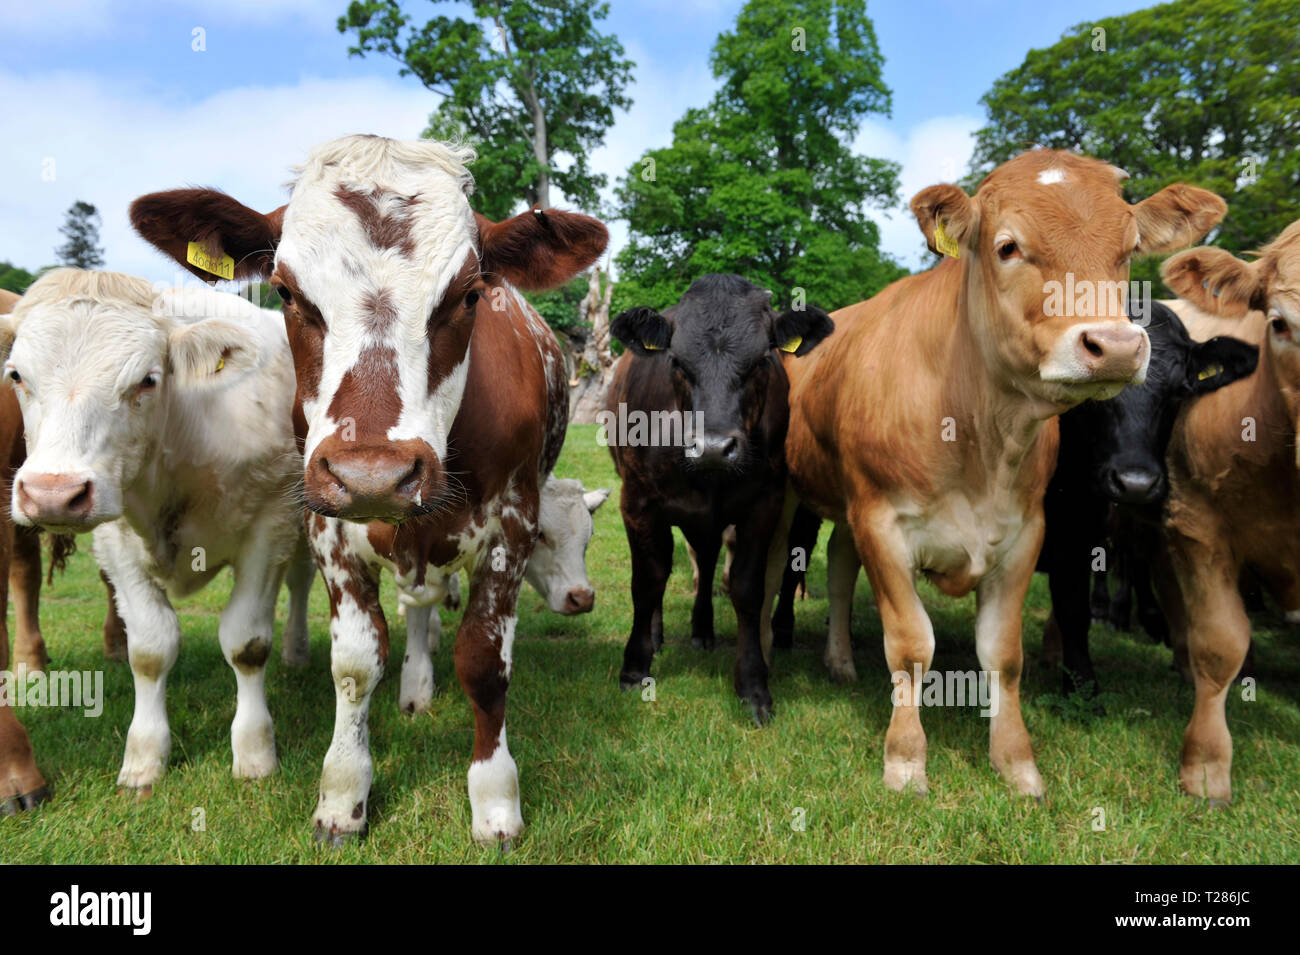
778;335;803;354
1197;363;1222;381
186;241;235;281
642;341;663;351
215;356;226;373
934;220;960;259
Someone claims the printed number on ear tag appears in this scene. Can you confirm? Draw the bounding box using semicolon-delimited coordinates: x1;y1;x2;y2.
1198;363;1223;381
934;220;960;259
186;242;235;281
778;336;803;354
642;341;663;351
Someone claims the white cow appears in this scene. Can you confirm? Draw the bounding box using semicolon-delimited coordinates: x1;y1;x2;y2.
0;269;313;791
361;476;610;713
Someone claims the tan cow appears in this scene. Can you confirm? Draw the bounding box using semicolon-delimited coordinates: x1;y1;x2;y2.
771;149;1226;797
1156;220;1300;803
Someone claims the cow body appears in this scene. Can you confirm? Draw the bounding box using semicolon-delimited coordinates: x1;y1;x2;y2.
131;135;607;844
775;150;1225;796
606;274;833;721
1039;300;1257;695
0;270;313;791
1153;223;1300;802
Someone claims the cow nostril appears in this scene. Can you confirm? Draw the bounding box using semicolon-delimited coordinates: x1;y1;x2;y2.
68;483;92;514
721;436;739;459
1081;332;1105;359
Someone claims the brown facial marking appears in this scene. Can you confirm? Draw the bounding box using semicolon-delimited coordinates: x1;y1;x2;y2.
327;345;403;435
334;185;417;258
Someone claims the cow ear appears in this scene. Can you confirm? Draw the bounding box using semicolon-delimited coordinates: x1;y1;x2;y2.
167;320;260;388
1134;185;1227;255
610;306;671;356
478;207;608;291
0;315;15;367
1185;336;1258;396
1162;247;1266;317
583;487;611;513
131;189;284;283
772;305;834;357
911;183;977;258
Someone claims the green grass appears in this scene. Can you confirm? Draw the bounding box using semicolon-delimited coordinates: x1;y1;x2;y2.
2;422;1298;863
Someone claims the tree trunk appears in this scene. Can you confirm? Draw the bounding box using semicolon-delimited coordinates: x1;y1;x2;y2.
569;266;616;422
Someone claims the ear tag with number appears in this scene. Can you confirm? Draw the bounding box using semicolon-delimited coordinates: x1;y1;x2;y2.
642;341;663;351
934;220;960;258
778;336;803;354
1197;363;1222;381
186;241;235;280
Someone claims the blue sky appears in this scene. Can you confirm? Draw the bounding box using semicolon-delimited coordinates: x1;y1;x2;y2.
0;0;1152;282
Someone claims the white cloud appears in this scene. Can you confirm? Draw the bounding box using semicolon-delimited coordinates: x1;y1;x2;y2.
0;0;339;34
0;71;437;281
855;114;981;270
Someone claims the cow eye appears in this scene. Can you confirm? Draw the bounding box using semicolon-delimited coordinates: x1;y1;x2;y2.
464;290;480;310
7;368;20;385
273;284;293;307
140;372;159;390
537;530;548;545
997;239;1020;261
1271;315;1290;338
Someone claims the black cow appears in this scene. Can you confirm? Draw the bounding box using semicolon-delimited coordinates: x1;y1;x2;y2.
605;273;833;723
1039;299;1257;696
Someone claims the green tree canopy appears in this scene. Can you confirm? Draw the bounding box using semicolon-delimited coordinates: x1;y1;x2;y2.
614;0;904;313
55;200;105;270
339;0;634;220
969;0;1300;290
0;262;37;295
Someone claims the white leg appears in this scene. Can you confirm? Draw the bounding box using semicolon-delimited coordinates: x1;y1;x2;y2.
282;531;315;667
95;528;179;791
399;603;438;714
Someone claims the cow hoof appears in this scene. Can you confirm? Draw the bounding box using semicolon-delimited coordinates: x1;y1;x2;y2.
314;823;365;848
690;634;715;650
619;671;650;692
1207;797;1231;810
117;784;153;801
748;700;774;727
826;659;858;684
771;626;793;651
2;785;50;816
883;764;929;796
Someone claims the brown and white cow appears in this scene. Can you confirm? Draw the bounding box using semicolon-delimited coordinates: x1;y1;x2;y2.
771;149;1225;797
1156;220;1300;803
132;135;607;845
0;286;49;814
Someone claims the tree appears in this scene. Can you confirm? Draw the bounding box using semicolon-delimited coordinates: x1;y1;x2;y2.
55;201;105;270
339;0;634;219
614;0;905;312
969;0;1300;292
0;262;37;294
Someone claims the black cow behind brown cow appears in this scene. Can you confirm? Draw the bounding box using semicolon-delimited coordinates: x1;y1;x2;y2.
606;273;833;723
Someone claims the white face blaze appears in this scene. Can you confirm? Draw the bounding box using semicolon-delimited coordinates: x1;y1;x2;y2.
274;136;480;466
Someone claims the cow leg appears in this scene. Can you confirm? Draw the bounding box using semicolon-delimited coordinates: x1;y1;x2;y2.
771;504;820;652
720;525;736;596
99;540;181;793
619;502;673;690
683;526;720;650
824;522;861;683
100;571;128;661
399;602;437;715
10;526;48;672
1049;560;1097;698
313;518;387;845
730;498;781;724
1169;540;1249;805
281;531;315;667
1089;567;1110;623
1131;554;1170;645
0;517;11;676
975;524;1045;798
1107;547;1134;631
687;542;701;597
220;524;285;780
849;508;933;794
759;486;799;664
458;518;533;846
0;703;48;814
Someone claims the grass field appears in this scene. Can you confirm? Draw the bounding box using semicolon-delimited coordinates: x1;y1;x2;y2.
1;422;1298;864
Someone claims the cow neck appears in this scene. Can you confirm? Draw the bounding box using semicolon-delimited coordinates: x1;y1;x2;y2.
1252;336;1300;467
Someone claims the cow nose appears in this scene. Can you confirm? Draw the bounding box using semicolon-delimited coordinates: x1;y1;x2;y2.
563;587;595;615
1074;324;1149;380
1105;467;1163;504
689;432;743;469
16;473;95;526
307;438;438;521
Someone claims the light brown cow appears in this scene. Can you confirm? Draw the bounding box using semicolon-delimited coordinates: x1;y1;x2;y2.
1157;220;1300;803
0;286;49;813
772;149;1226;797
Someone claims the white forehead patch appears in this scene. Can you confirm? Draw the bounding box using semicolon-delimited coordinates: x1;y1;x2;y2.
1038;168;1067;185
